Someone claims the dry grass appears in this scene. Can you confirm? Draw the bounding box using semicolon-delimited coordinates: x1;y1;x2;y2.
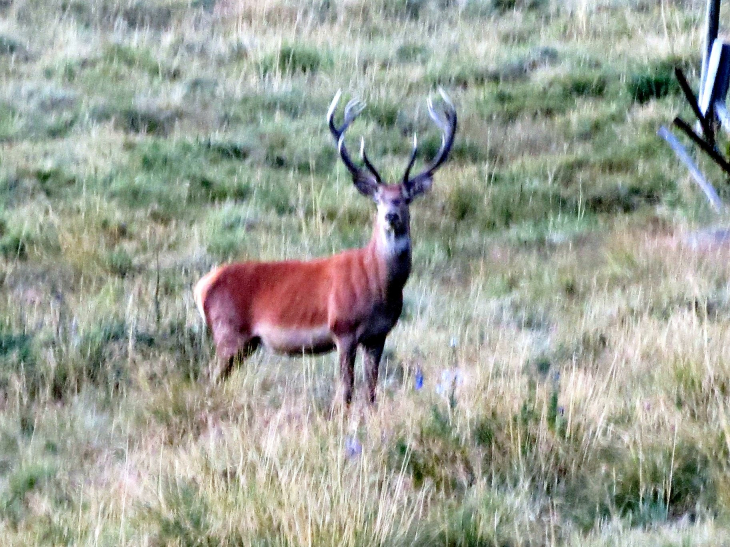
1;0;729;544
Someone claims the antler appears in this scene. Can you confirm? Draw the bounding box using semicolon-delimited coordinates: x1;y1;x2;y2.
403;88;457;198
327;91;383;195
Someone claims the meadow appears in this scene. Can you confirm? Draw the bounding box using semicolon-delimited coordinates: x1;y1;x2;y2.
2;0;730;544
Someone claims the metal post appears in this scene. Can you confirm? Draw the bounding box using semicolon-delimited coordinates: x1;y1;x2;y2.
700;42;730;117
658;126;725;213
701;0;722;93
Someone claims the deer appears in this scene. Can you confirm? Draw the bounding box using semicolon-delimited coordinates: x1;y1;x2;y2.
193;89;457;406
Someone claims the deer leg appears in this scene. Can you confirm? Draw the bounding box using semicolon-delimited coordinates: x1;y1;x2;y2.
211;325;254;382
211;354;236;383
336;336;357;407
362;336;386;405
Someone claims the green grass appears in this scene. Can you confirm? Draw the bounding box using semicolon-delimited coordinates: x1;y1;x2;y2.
1;0;729;544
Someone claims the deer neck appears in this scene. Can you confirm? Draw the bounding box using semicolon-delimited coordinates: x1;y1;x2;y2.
367;218;412;292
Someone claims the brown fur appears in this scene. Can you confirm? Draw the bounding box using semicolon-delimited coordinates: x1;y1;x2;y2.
195;186;412;405
194;91;455;406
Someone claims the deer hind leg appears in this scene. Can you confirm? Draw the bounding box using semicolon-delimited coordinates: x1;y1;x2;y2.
210;324;256;382
362;336;386;405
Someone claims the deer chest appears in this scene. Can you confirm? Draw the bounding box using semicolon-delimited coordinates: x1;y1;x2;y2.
358;299;403;340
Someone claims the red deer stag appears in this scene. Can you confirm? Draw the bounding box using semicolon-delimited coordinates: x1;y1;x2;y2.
194;89;457;405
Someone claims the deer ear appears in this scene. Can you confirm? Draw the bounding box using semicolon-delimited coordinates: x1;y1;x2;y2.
353;173;380;199
404;175;433;202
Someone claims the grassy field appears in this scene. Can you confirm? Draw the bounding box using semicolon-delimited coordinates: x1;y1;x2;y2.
2;0;730;544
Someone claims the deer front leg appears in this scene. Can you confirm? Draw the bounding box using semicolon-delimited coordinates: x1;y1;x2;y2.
363;336;386;405
336;336;357;407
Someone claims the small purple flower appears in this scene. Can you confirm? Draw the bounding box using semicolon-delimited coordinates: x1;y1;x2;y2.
414;367;424;390
345;436;362;459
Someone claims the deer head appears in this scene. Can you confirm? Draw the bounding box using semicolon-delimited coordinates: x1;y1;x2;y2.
327;90;457;244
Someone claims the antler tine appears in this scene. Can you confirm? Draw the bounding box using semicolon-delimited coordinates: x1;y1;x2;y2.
327;90;343;134
327;90;342;117
427;96;452;134
344;98;366;125
402;134;419;184
328;91;382;192
403;89;457;195
438;87;455;111
336;134;360;174
328;93;366;135
428;89;456;155
360;137;383;184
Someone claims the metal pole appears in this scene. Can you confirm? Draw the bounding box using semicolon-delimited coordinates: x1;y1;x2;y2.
701;0;722;94
658;126;725;213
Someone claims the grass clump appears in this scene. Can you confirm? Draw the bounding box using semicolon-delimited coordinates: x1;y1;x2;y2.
382;0;429;20
1;463;58;526
552;70;609;98
104;248;135;278
491;0;548;12
63;0;176;30
389;405;474;493
0;233;27;260
627;58;685;104
103;138;256;218
405;492;534;547
479;76;605;121
428;60;497;88
0;327;34;368
395;42;431;63
261;43;331;76
565;442;714;530
142;478;214;545
0;35;29;58
90;103;180;135
102;43;180;80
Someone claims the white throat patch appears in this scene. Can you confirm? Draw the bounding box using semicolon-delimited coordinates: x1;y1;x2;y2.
385;233;411;256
